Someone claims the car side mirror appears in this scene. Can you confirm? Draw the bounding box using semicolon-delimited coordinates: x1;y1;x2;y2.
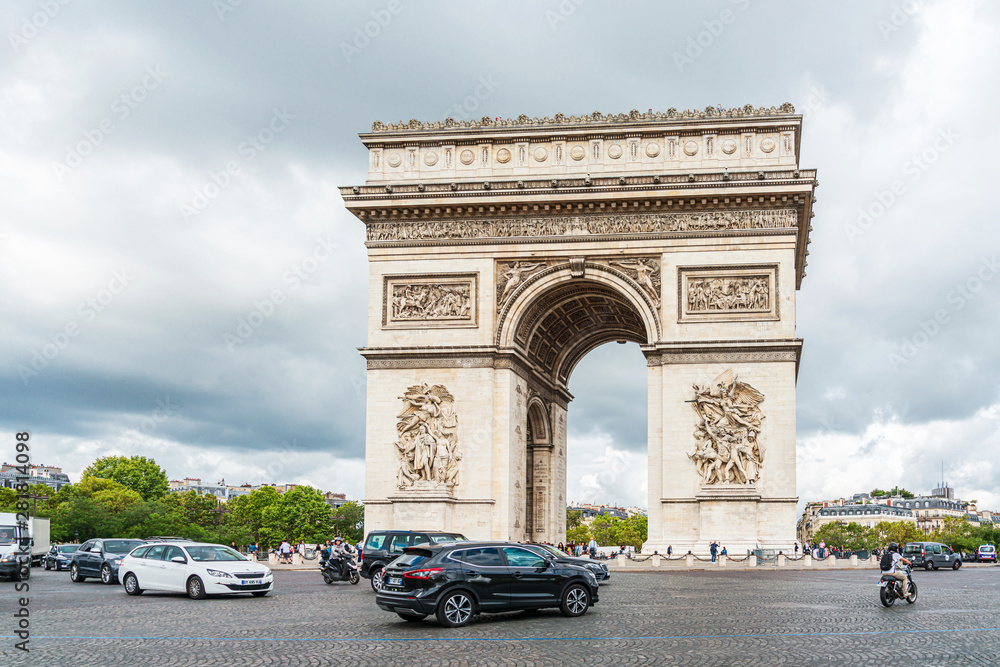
171;556;186;563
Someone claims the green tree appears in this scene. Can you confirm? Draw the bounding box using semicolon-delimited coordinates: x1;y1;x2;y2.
229;486;282;547
332;501;365;543
590;515;616;547
566;524;591;545
82;455;169;501
873;520;924;547
812;522;875;551
567;509;584;530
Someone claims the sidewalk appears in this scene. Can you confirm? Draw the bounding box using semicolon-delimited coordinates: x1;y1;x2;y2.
605;555;1000;573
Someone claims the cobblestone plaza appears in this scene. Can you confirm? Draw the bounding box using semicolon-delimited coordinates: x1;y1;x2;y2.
7;566;999;665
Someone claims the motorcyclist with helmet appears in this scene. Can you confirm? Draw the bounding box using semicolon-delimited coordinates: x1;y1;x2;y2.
330;537;349;578
880;542;913;599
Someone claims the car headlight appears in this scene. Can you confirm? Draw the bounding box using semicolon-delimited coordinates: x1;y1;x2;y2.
206;569;233;578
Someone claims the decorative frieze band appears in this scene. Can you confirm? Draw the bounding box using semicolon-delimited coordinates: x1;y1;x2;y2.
367;209;797;243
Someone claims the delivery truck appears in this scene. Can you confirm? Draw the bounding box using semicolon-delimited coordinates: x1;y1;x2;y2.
0;513;51;581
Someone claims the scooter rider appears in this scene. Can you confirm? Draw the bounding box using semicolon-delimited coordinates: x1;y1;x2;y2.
880;542;913;599
330;537;348;578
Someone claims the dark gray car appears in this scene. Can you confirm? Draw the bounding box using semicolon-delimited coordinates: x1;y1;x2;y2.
44;544;80;571
69;538;145;584
903;541;962;570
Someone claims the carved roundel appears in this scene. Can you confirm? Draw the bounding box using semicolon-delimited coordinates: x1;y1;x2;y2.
683;140;699;156
496;148;512;164
607;144;623;159
760;138;776;153
533;146;548;162
387;153;402;168
423;151;438;166
721;139;738;155
645;142;661;158
570;145;586;161
460;149;475;165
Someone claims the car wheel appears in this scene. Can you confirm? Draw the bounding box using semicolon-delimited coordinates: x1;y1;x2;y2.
436;590;475;627
70;563;86;583
560;584;591;617
370;567;385;592
187;576;207;600
953;560;961;570
44;561;51;571
924;562;932;571
101;565;114;584
397;613;427;622
123;572;143;596
251;591;269;597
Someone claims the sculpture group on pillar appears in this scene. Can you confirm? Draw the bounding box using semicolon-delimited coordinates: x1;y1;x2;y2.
394;383;463;490
688;370;766;485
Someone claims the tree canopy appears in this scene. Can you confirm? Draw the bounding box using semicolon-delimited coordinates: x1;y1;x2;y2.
82;455;169;501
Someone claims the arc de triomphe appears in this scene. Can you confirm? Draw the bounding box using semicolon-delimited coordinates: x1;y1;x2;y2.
340;105;817;554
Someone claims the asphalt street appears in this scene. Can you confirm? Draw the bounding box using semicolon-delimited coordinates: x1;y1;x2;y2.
3;565;999;665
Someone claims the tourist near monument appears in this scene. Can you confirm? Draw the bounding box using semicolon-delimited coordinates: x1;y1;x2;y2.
341;105;817;555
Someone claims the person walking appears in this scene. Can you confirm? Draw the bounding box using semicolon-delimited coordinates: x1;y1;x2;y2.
710;541;718;562
587;537;598;559
667;545;673;557
279;539;291;564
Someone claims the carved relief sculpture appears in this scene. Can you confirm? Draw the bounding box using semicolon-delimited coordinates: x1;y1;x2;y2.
687;276;769;312
391;283;472;320
384;274;478;328
688;370;765;485
394;384;462;490
610;258;661;308
496;261;547;312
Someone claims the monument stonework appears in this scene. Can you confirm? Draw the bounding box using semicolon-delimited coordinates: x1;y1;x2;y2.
341;105;817;554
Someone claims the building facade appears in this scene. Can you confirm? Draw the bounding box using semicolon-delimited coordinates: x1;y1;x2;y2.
343;105;817;554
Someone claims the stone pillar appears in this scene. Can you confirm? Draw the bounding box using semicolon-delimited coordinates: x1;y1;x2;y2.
804;554;812;567
719;555;727;567
850;554;858;566
616;554;626;567
777;554;786;567
268;552;277;566
827;555;836;567
651;555;661;567
686;553;694;568
749;555;757;567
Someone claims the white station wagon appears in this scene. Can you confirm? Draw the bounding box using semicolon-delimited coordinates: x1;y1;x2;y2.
119;542;273;599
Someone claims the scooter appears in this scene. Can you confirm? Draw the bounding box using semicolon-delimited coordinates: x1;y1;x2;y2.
878;564;917;607
320;553;360;585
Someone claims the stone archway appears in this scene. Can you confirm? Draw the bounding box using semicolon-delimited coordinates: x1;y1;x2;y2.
344;105;817;554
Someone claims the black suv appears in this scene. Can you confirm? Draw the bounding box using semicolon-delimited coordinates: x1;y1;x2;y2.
375;541;599;627
525;543;610;582
69;538;145;584
361;530;467;592
903;542;962;570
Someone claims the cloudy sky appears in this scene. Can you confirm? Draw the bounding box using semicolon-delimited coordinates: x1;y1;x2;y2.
3;0;999;515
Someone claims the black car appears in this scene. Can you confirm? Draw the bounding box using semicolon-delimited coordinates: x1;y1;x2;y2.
375;541;599;627
361;530;467;592
526;543;611;582
44;544;80;571
69;538;145;584
903;541;962;570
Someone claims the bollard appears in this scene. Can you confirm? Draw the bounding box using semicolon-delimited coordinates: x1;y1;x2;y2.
719;555;727;567
777;554;786;567
617;554;626;567
850;555;858;566
651;555;661;567
292;553;303;566
804;554;812;567
827;555;836;567
749;555;757;567
268;552;278;565
686;554;694;568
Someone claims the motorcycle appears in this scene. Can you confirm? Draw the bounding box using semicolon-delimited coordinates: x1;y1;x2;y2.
878;564;917;607
320;553;360;585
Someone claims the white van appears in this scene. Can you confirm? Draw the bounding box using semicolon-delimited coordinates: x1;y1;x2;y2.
978;544;997;563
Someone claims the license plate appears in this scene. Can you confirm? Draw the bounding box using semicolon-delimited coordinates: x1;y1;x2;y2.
241;579;261;586
388;577;402;586
877;581;887;587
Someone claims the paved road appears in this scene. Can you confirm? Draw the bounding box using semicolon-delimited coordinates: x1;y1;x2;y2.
3;566;999;665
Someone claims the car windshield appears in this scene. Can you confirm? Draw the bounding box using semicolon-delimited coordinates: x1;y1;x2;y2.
105;540;144;554
430;534;467;543
0;526;17;545
186;546;246;562
541;545;571;558
58;545;79;553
